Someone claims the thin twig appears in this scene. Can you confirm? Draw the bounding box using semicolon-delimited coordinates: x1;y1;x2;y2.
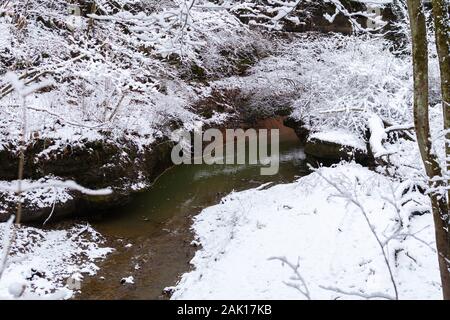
268;256;311;300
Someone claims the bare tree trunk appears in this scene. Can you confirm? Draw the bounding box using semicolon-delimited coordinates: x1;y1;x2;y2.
407;0;450;300
431;0;450;205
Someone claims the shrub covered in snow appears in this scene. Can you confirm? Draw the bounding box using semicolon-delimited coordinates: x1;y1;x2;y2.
0;0;272;154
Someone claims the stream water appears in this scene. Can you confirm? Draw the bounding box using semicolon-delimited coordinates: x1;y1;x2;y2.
76;119;309;299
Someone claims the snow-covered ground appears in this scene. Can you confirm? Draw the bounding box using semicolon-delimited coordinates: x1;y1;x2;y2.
0;223;112;299
171;163;442;300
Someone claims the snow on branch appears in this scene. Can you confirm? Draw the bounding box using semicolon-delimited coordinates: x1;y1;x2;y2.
230;0;306;30
26;105;106;129
227;0;388;32
4;73;54;99
368;114;395;158
0;54;86;100
324;0;388;32
86;0;198;57
385;123;415;133
319;285;395;300
0;179;112;196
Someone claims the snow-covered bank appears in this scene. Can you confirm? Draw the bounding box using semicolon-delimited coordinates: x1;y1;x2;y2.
0;223;111;299
171;163;441;300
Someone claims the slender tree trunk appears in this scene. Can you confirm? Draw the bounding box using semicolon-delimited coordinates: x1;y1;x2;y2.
431;0;450;204
407;0;450;300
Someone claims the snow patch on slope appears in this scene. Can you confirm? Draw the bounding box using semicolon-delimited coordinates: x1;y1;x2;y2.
0;223;112;299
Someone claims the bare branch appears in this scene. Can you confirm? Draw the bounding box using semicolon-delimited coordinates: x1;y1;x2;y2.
268;256;311;300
